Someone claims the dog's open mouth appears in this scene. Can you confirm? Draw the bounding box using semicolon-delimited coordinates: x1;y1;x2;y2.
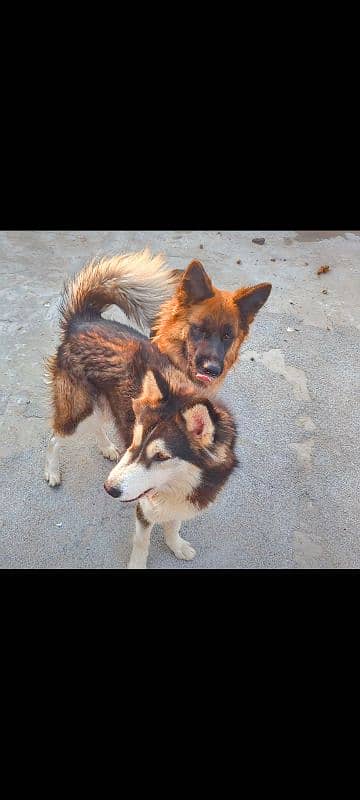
195;372;213;384
120;488;154;503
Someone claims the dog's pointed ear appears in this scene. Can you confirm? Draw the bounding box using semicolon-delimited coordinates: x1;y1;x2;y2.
182;403;215;447
179;260;214;304
133;369;170;411
233;283;272;327
151;369;170;402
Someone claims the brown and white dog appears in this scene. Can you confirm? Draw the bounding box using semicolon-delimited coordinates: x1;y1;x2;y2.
44;251;238;568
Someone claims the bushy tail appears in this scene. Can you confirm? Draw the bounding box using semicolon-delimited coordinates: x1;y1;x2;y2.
59;248;180;332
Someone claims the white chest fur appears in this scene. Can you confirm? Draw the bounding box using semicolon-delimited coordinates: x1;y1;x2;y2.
141;492;200;524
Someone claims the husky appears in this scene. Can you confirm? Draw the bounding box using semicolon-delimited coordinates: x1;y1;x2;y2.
44;250;238;568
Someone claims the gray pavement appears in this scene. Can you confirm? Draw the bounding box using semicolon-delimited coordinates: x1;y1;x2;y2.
0;230;359;569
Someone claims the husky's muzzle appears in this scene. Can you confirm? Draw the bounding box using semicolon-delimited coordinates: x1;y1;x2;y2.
104;481;153;502
104;482;121;498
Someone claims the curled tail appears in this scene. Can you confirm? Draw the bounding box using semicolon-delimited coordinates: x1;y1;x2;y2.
59;248;181;332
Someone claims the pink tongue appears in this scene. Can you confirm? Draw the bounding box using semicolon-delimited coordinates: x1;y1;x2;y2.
196;372;212;383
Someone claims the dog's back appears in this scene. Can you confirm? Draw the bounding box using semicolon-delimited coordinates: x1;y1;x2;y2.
47;310;171;447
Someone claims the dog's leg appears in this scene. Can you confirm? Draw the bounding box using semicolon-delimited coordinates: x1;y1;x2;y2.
44;369;94;487
163;520;196;561
127;504;154;569
44;434;62;487
91;406;120;461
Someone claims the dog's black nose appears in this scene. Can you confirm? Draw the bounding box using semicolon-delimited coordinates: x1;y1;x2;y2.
202;362;222;378
104;482;121;498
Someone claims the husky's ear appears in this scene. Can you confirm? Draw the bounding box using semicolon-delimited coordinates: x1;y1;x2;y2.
182;403;215;447
233;283;272;327
143;369;170;402
151;369;170;402
133;369;170;412
179;260;214;304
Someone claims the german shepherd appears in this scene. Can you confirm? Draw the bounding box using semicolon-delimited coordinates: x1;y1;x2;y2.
151;256;272;394
44;251;238;568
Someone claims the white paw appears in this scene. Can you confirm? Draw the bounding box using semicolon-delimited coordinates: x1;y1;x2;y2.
100;443;120;461
172;539;196;561
127;558;147;569
44;467;61;487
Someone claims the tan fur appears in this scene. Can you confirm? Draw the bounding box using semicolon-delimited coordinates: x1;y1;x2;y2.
136;371;163;406
152;288;244;367
60;248;180;332
145;440;172;460
151;262;271;393
131;423;144;448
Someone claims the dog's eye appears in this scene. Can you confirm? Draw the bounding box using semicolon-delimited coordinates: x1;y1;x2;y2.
223;328;233;340
153;452;171;461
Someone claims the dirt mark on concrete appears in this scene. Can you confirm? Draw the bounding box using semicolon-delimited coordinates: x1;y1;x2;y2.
242;349;311;402
289;437;315;470
296;416;316;432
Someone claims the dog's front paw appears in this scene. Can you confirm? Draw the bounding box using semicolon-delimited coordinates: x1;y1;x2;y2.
44;467;61;487
127;558;147;569
172;539;196;561
100;443;120;461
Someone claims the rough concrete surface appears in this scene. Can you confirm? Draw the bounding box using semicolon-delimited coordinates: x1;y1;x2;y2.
0;230;359;569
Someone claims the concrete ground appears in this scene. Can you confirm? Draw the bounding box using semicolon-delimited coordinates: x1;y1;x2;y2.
0;230;359;569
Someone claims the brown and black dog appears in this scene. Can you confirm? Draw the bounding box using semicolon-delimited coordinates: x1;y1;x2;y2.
151;258;271;395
